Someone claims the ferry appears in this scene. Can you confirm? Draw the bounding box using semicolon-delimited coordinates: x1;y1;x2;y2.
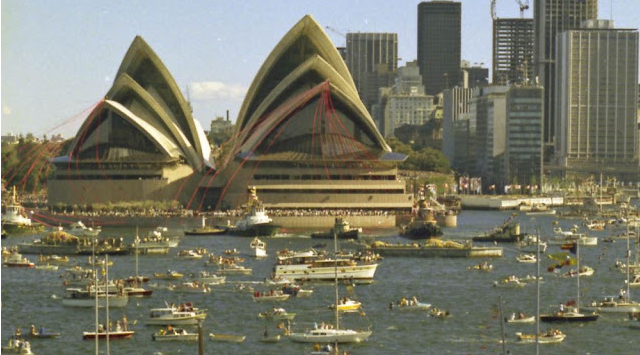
274;253;378;282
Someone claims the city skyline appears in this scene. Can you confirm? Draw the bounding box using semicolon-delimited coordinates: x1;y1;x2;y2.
2;0;639;138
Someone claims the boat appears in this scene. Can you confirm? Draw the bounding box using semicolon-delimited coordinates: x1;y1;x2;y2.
582;231;640;313
170;282;211;294
252;290;290;302
27;325;60;339
311;217;361;239
125;234;153;297
2;252;35;268
515;329;565;344
401;219;443;239
190;270;226;285
516;254;537;263
330;297;362;312
134;227;180;254
154;270;184;280
281;284;313;298
287;221;372;344
563;265;594;277
260;334;281;343
62;288;129;308
67;221;101;237
429;307;451;319
523;203;556;215
1;187;44;235
257;308;296;321
217;263;252;275
363;239;503;258
37;254;69;265
184;215;226;236
250;237;267;258
18;231;127;256
264;274;292;286
209;333;246;343
176;249;204;260
2;338;34;354
516;234;547;253
548;229;597;246
82;254;134;341
467;261;493;271
540;304;599;322
389;296;431;311
85;256;113;267
274;254;378;283
473;217;521;243
152;327;198;341
493;275;526;288
225;187;281;237
145;302;208;325
505;312;535;323
34;264;58;271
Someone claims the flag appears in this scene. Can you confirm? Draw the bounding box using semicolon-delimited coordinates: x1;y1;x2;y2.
547;252;570;262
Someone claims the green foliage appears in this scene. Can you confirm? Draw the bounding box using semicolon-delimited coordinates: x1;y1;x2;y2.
387;138;451;173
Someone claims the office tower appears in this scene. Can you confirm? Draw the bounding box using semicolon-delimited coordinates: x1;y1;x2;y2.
493;18;534;85
472;86;509;187
417;1;461;96
345;32;398;111
533;0;597;146
555;20;639;179
461;62;489;88
505;86;543;189
382;61;435;136
442;86;473;163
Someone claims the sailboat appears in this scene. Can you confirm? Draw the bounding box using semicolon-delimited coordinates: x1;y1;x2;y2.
582;224;640;313
123;233;153;297
287;232;372;344
82;252;134;341
540;241;599;322
515;232;566;344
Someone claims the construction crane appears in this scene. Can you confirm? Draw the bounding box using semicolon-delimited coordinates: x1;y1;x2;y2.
324;26;346;38
515;0;529;18
491;0;497;20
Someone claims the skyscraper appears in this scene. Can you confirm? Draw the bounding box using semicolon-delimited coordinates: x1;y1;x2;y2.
345;32;398;111
493;18;534;85
417;1;461;96
533;0;597;147
555;20;639;179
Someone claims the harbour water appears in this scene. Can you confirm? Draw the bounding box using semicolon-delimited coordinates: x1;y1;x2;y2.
2;209;638;354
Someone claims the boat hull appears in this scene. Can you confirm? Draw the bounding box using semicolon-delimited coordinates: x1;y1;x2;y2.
145;314;207;326
82;331;134;339
311;230;360;239
209;333;246;342
288;329;372;343
540;313;599;322
2;223;45;235
184;228;226;236
152;334;198;341
62;295;129;308
365;245;503;258
274;263;378;282
227;223;281;237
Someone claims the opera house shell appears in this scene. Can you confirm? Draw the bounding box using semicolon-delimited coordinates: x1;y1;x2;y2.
48;16;413;211
207;15;413;211
48;36;213;206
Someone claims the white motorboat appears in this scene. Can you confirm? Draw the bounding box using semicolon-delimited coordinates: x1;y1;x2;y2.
493;276;526;288
251;237;267;258
274;256;378;282
217;263;252;275
170;282;211;294
190;270;226;285
146;302;208;325
152;327;198;341
257;308;296;321
515;329;565;344
2;252;35;268
548;230;597;246
67;221;101;237
1;187;44;235
390;296;431;311
581;296;640;313
563;266;595;277
176;249;204;260
288;327;372;343
505;312;535;323
154;270;184;280
62;288;128;308
516;254;537;263
252;290;290;302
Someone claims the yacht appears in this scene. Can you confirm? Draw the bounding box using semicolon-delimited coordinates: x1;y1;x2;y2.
274;255;378;282
145;302;207;325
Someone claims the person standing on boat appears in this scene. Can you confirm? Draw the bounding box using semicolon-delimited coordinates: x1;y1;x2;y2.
122;315;128;331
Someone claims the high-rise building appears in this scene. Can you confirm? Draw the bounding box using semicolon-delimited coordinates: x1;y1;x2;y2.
417;1;461;96
472;86;509;187
346;32;398;111
534;0;597;147
375;61;434;137
505;86;543;189
493;18;534;85
461;62;489;88
442;86;473;163
555;20;639;179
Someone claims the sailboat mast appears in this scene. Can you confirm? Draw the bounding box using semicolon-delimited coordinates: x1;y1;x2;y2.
135;227;140;287
535;230;540;354
627;228;632;301
334;230;340;354
576;241;580;313
105;254;110;355
93;238;98;355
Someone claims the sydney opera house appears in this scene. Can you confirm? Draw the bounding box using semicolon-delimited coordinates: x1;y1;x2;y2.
48;15;413;211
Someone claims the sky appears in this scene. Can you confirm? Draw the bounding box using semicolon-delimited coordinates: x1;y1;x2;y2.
1;0;639;138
